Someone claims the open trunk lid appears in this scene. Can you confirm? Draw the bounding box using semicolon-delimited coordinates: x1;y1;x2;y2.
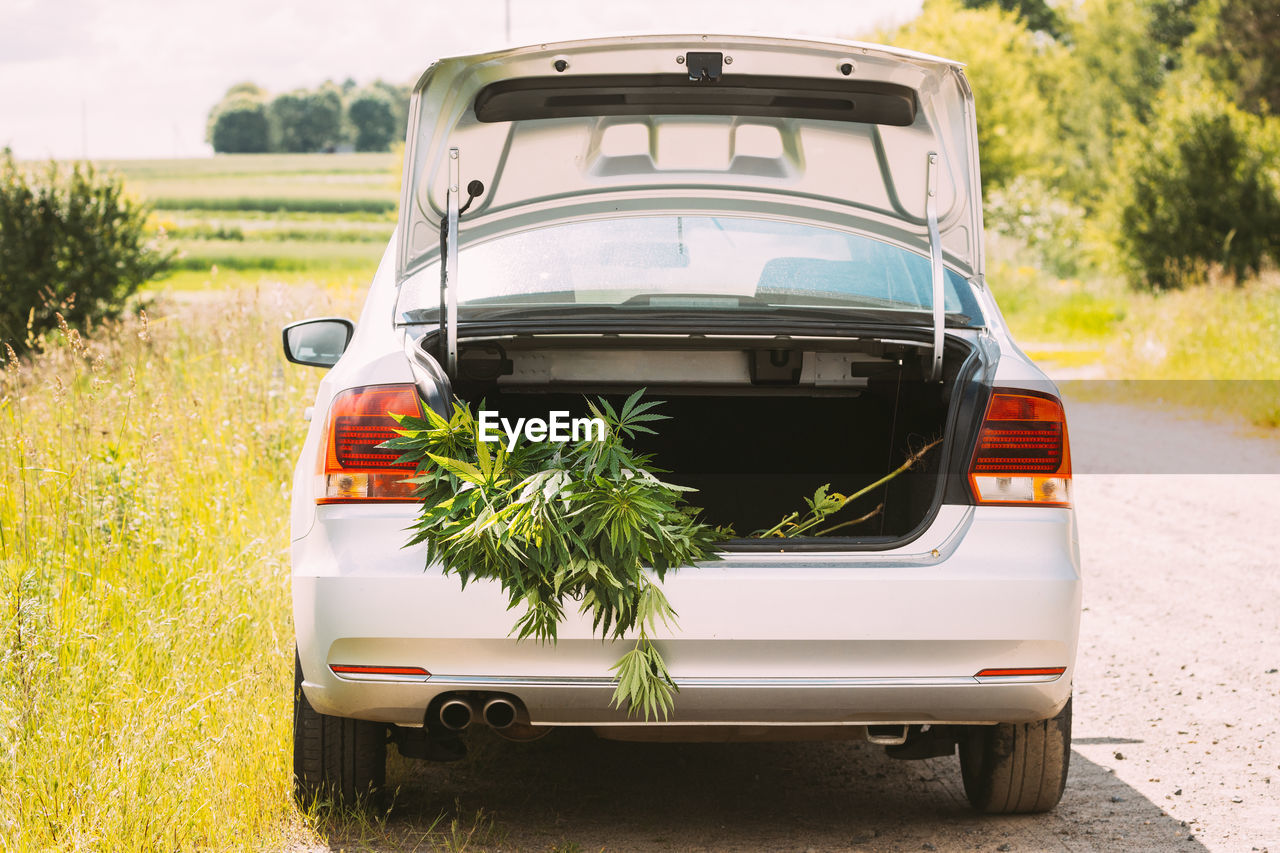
396;34;984;285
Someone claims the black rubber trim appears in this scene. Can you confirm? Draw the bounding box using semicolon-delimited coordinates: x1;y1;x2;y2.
474;74;918;126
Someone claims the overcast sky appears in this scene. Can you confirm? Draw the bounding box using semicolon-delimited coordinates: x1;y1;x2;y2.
0;0;924;160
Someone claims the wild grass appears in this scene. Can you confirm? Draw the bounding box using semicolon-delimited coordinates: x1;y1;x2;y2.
1099;270;1280;426
984;235;1279;428
984;236;1128;345
0;281;361;851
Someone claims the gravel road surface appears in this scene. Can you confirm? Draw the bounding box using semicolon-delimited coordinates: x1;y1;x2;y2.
313;397;1280;853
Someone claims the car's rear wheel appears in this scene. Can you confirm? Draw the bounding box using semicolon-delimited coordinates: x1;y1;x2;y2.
293;651;387;808
959;696;1072;814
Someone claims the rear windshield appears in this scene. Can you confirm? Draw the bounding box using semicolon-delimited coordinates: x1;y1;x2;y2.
398;215;982;324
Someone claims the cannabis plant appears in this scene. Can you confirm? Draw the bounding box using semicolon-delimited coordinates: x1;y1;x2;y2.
753;437;941;538
385;391;725;719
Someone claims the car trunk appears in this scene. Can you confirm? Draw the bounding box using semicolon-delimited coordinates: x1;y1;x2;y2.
435;331;979;545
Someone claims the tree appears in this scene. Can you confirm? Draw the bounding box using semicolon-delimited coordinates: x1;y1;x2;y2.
1053;0;1172;204
890;0;1069;192
1112;81;1280;289
270;87;344;153
371;79;413;140
0;152;171;350
1148;0;1204;70
347;88;399;151
209;96;270;153
1189;0;1280;114
960;0;1063;37
205;82;270;152
223;81;267;100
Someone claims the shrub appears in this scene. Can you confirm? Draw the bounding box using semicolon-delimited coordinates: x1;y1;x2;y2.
985;175;1098;278
0;152;171;350
1112;81;1280;290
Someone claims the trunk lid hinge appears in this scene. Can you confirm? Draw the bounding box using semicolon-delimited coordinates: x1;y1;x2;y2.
926;151;944;383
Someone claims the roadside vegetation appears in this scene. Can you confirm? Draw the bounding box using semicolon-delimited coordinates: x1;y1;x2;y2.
0;281;360;849
892;0;1280;425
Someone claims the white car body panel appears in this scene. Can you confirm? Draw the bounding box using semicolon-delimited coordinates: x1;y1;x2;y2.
294;503;1078;726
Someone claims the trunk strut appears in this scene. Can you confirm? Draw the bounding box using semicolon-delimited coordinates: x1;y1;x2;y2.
925;151;944;382
441;147;461;377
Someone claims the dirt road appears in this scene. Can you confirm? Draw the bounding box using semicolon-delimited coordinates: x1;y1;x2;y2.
317;398;1280;853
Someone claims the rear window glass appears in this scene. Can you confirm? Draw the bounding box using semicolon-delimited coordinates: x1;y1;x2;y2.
398;215;982;324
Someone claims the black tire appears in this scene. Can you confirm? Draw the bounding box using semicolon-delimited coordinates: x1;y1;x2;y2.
293;651;387;808
959;696;1072;814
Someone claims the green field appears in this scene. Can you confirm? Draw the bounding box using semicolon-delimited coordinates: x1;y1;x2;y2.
102;153;400;275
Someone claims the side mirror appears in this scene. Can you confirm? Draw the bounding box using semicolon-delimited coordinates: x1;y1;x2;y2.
282;318;354;368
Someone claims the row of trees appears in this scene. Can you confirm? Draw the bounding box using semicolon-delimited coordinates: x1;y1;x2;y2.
206;79;411;154
897;0;1280;289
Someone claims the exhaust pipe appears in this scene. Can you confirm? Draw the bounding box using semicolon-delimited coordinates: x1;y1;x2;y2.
866;724;910;746
482;696;518;730
438;698;474;731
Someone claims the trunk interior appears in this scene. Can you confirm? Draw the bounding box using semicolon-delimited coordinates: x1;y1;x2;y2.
437;333;977;543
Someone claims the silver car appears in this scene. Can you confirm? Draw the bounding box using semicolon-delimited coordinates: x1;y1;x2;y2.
284;34;1080;814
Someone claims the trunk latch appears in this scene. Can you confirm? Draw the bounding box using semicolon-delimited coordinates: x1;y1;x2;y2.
685;51;723;82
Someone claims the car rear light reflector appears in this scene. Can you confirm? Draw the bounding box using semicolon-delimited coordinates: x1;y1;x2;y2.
330;664;432;677
317;383;422;503
969;390;1072;506
975;667;1066;678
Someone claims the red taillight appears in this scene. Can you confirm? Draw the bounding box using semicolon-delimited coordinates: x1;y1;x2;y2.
975;667;1067;678
969;390;1072;506
330;664;431;677
317;383;421;504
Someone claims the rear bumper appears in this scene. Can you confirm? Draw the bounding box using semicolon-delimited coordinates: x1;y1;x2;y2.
293;503;1080;727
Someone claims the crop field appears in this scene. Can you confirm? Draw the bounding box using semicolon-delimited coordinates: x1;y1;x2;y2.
103;153;400;275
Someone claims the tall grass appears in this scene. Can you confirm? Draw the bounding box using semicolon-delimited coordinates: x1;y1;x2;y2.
984;234;1127;345
0;282;359;850
1103;271;1280;426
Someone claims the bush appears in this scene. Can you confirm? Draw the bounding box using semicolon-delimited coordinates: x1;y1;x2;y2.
985;175;1098;278
0;152;171;350
1113;81;1280;290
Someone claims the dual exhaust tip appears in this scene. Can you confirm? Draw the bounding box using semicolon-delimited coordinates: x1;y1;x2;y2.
438;695;519;732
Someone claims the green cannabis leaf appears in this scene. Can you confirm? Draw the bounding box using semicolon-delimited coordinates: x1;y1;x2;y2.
752;437;942;538
384;389;726;719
